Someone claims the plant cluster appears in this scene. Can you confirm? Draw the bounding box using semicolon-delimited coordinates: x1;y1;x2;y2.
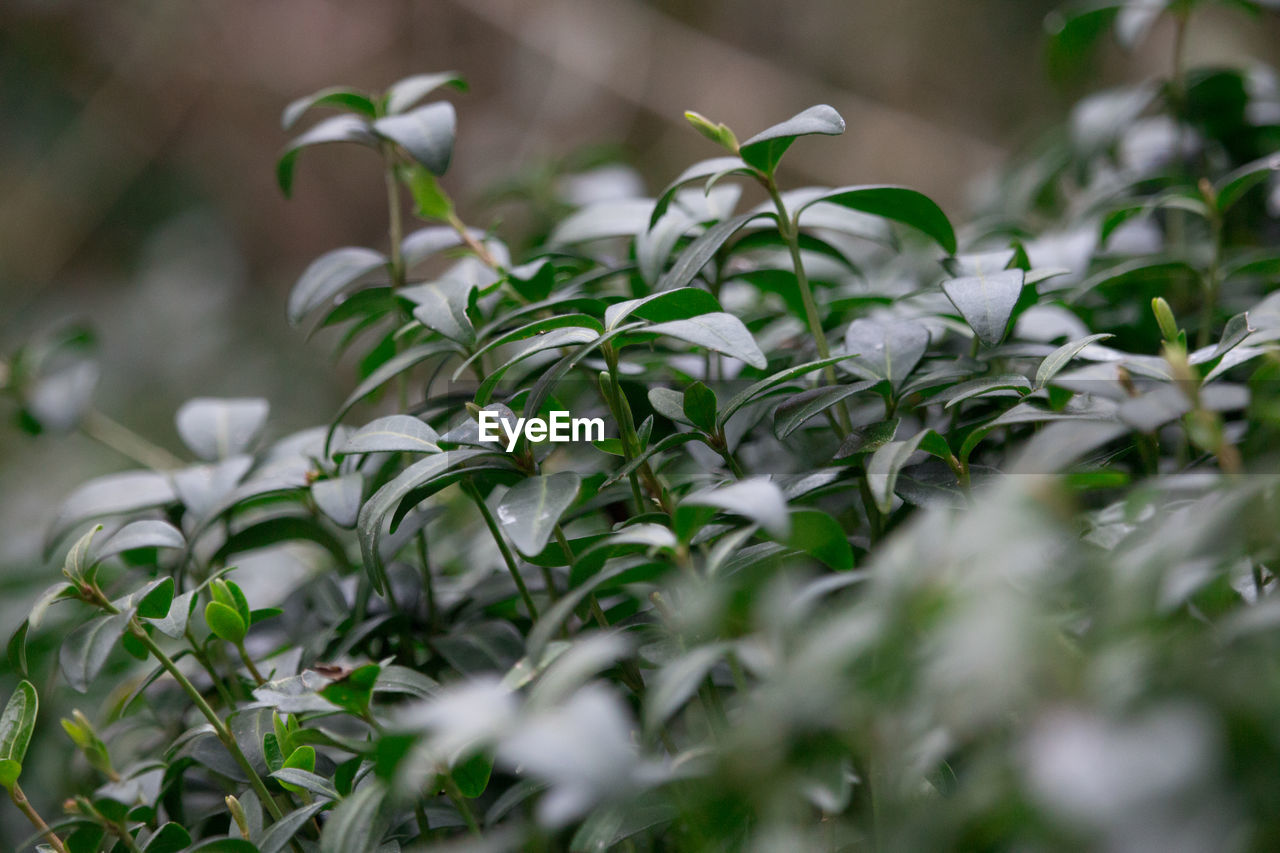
5;1;1280;850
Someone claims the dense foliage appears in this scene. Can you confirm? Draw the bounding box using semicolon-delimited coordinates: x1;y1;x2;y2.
5;1;1280;850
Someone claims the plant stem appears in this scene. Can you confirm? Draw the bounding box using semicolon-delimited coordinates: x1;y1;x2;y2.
8;783;68;853
235;641;266;686
130;623;287;824
384;157;406;291
416;530;437;628
761;176;851;437
464;481;539;619
447;210;501;269
1198;209;1223;350
442;775;482;836
80;409;184;470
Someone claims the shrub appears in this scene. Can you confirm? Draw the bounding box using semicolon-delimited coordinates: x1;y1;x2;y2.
4;2;1280;850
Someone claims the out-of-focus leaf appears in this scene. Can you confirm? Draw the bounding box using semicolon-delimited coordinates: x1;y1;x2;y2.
281;86;376;130
60;612;130;693
278;114;376;197
175;398;270;461
682;477;790;538
372;101;456;175
384;71;467;115
319;780;389;853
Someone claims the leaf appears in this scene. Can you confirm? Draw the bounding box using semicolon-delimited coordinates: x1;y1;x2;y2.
326;342;454;454
453;314;604;380
257;801;330;853
340;415;440;456
152;591;197;640
646;644;727;732
0;680;37;788
774;384;868;438
719;356;860;429
1216;152;1280;212
320;781;389;853
372;101;456;175
797;185;956;254
187;838;260;852
175;398;270;461
934;374;1031;409
682;477;790;538
27;581;77;631
785;509;853;570
47;472;177;557
1034;333;1114;389
682;382;718;432
452;751;493;798
843;318;930;389
403;278;476;344
384;71;467;114
601;433;706;488
288;247;387;326
646;313;768;369
604;288;723;331
656;212;771;291
281;86;376;130
60;612;130;693
312;473;364;529
495;473;582;557
96;520;185;561
866;429;939;515
942;269;1025;346
278;114;376;197
135;577;175;620
205;601;247;644
739;104;846;174
277;746;317;793
550;198;655;245
650;157;752;225
142;822;192;853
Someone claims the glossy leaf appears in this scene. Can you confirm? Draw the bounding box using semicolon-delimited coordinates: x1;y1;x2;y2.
738;104;846;173
646;313;768;369
288;247;387;326
495;472;582;556
942;269;1025;346
372;101;457;175
843;318;930;389
0;680;37;788
797;185;956;254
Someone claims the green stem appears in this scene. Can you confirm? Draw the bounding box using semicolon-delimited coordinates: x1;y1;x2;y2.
184;627;237;708
464;481;539;619
384;156;406;291
1198;211;1223;350
8;783;68;853
235;641;266;686
442;775;482;836
416;530;437;629
762;176;851;437
131;623;287;823
80;409;184;470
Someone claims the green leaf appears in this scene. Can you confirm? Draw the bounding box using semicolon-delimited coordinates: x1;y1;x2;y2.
866;429;944;514
738;104;845;174
656;213;770;291
96;520;184;561
136;577;175;620
357;449;494;592
682;477;790;538
452;751;493;798
372;101;457;175
718;355;858;429
785;509;853;570
312;473;364;529
258;801;330;853
175;397;269;461
496;472;582;556
648;387;693;427
650;157;753;226
384;71;467;114
683;382;718;433
60;612;130;693
453;313;604;381
320;781;389;853
47;472;176;558
942;269;1025;346
152;591;197;640
601;433;706;488
402;278;476;344
287;247;387;326
326;342;455;455
142;822;191;853
646;313;768;369
646;644;727;732
797;185;955;253
1216;152;1280;212
187;839;260;852
773;384;868;438
0;680;37;788
271;768;339;800
27;581;77;631
278;114;376;197
340;415;440;456
604;288;723;331
843;318;930;389
281;86;376;130
278;746;317;793
1034;333;1114;389
320;663;381;717
405;166;454;220
205;601;247;644
934;374;1031;409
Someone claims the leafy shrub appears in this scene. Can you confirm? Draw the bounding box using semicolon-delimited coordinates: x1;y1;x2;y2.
5;1;1280;850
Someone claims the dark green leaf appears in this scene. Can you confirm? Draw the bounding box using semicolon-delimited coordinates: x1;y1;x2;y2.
682;382;718;432
1216;152;1280;212
142;822;192;853
646;313;768;369
843;318;930;389
797;185;956;254
278;115;376;197
683;477;790;538
281;87;375;130
739;105;845;174
656;213;770;291
1035;333;1114;389
257;801;330;853
60;612;130;693
319;781;389;853
372;101;456;175
495;472;582;556
942;269;1025;346
287;247;387;326
785;509;853;570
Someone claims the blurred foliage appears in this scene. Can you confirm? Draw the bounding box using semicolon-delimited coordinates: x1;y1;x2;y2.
5;1;1280;851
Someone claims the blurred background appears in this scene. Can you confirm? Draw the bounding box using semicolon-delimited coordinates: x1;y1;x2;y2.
2;0;1278;610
